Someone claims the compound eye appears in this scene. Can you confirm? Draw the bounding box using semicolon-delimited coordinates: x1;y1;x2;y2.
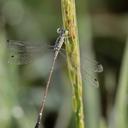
57;28;61;34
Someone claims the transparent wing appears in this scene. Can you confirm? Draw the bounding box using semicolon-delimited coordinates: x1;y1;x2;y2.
6;40;50;65
81;55;103;88
81;54;103;73
82;72;100;88
59;51;103;87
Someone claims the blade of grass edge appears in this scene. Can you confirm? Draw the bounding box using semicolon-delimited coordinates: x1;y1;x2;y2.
114;38;128;128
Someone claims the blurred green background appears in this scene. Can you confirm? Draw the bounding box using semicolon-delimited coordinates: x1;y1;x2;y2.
0;0;128;128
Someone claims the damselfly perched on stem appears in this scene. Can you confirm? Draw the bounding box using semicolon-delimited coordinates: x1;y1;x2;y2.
6;28;103;128
34;28;68;128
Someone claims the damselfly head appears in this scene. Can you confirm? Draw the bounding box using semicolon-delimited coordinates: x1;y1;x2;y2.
57;27;68;36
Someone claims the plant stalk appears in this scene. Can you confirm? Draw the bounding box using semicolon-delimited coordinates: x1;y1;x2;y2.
61;0;85;128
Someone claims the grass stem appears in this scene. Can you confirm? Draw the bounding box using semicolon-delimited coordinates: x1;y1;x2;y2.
61;0;85;128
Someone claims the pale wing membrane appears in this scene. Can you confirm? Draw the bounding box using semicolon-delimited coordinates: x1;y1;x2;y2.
6;40;50;65
7;40;48;53
83;61;103;73
81;55;103;87
59;51;103;87
81;66;100;88
81;54;103;73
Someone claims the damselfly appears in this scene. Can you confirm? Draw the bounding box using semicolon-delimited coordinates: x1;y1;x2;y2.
5;28;103;128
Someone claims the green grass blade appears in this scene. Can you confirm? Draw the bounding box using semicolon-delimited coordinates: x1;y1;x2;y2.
114;38;128;128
